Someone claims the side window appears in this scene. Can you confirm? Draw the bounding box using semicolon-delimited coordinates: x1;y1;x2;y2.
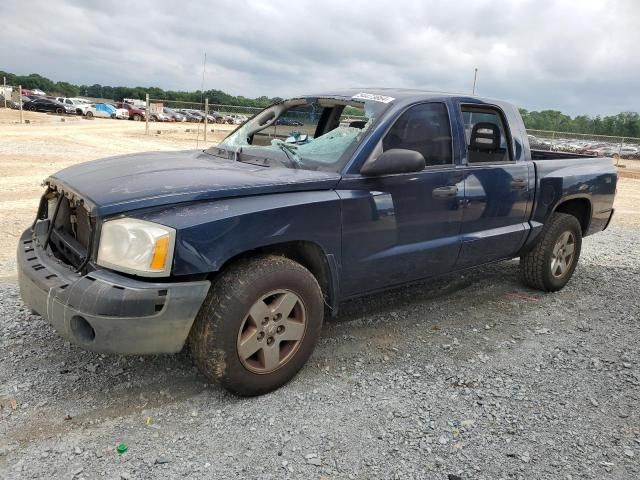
382;103;452;167
461;107;512;163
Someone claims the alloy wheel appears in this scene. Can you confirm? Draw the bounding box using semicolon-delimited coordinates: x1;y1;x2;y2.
237;290;306;374
550;231;576;278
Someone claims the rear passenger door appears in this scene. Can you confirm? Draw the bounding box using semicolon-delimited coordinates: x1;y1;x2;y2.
456;104;532;268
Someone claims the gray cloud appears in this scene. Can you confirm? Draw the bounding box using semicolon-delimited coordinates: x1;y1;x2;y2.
1;0;638;115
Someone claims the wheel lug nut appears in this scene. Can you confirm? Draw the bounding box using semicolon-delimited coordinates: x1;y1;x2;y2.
276;326;284;334
266;337;274;345
257;332;265;341
275;313;282;321
262;317;269;325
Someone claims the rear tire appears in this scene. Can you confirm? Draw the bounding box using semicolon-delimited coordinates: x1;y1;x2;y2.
85;111;93;118
133;114;141;121
190;255;324;396
520;212;582;292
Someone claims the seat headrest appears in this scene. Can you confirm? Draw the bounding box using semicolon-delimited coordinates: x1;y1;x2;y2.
470;122;500;150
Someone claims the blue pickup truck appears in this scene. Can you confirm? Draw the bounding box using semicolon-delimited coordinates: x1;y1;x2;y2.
18;89;617;395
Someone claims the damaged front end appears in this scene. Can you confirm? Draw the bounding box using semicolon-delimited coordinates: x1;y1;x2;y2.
32;181;97;274
18;182;210;355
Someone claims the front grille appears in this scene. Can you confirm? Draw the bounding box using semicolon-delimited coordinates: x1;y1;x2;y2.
39;191;94;270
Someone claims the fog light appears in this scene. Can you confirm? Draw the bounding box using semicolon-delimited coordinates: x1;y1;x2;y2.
70;315;95;343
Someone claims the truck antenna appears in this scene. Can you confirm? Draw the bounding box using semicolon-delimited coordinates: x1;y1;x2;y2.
196;52;207;148
472;68;478;95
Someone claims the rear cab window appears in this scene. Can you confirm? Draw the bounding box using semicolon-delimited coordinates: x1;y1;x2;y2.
461;106;513;163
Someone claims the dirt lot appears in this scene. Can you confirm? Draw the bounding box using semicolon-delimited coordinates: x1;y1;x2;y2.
1;110;639;479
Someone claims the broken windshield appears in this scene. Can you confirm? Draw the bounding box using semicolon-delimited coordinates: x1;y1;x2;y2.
208;96;390;172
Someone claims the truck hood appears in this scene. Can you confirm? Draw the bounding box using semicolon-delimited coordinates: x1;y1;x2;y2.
47;150;342;216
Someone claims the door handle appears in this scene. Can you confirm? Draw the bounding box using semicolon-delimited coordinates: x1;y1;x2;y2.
510;178;528;190
432;185;458;199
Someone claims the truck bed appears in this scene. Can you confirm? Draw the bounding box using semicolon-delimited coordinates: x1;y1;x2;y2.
528;154;617;240
530;149;598;160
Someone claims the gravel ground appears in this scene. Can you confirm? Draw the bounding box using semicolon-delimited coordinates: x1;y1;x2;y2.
1;223;638;480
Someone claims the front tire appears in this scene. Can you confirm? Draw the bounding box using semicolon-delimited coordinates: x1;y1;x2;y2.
520;213;582;292
190;255;324;396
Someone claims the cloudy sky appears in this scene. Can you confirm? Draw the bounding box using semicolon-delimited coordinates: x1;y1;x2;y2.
1;0;638;115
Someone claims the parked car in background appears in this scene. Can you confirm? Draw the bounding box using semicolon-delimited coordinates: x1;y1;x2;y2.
210;111;224;123
164;108;186;122
210;111;234;124
110;104;130;120
593;145;619;156
180;109;210;123
5;95;32;109
20;88;46;96
83;103;129;119
176;109;201;122
115;102;146;121
619;146;638;157
229;114;249;125
56;98;91;115
23;97;69;114
194;110;216;123
147;109;173;122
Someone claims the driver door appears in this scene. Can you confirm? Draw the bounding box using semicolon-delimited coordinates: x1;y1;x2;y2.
337;102;464;297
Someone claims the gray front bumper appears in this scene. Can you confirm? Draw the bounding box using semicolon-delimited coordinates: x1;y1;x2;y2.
17;228;210;354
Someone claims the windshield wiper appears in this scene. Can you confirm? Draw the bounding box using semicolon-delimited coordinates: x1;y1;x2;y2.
276;142;301;169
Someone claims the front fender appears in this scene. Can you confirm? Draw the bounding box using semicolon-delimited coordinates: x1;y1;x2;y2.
133;191;342;276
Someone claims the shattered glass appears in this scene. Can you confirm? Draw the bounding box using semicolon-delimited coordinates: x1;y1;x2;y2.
290;126;365;164
212;96;388;172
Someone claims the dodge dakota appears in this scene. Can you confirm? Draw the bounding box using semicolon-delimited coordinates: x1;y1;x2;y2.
17;89;617;395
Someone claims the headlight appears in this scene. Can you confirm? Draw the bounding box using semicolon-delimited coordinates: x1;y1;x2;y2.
97;218;176;277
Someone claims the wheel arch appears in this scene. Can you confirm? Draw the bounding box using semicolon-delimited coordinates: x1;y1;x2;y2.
552;196;592;235
209;240;340;315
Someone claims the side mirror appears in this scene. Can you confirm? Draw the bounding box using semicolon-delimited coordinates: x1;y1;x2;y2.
360;149;426;176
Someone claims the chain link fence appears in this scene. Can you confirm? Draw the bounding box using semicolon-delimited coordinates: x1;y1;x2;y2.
0;83;26;123
527;129;640;168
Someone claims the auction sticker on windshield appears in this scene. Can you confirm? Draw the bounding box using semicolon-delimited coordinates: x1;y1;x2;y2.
352;92;395;104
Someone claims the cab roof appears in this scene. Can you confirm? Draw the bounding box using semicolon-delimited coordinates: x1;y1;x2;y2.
300;88;510;109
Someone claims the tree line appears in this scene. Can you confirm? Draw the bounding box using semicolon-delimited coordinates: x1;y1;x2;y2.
1;71;281;108
2;71;639;138
519;109;640;139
